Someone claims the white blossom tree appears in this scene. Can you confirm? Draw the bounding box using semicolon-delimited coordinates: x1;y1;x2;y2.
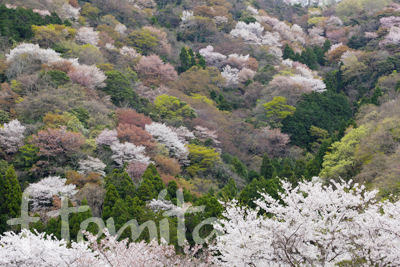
0;229;96;267
145;123;189;160
25;176;78;211
75;27;99;46
110;141;151;167
199;45;227;69
95;129;119;146
0;119;25;154
78;156;106;177
212;178;400;266
221;65;240;88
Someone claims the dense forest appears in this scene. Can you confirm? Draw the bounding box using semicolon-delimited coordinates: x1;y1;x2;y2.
1;0;400;265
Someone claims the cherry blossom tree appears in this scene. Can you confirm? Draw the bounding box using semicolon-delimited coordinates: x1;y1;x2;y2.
120;46;140;60
230;22;281;47
67;64;107;89
199;45;227;69
194;126;220;145
0;119;25;154
110;141;151;166
95;129;118;146
77;228;212;266
214;16;228;25
221;65;240;88
78;156;106;177
145;123;189;160
134;55;177;86
364;32;378;39
380;26;400;47
29;127;84;161
212;178;400;266
126;161;148;183
25;176;78;210
0;229;96;267
380;16;400;28
75;27;99;46
115;24;127;35
62;3;80;20
238;67;256;83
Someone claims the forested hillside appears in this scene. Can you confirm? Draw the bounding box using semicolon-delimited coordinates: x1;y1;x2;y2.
1;0;400;265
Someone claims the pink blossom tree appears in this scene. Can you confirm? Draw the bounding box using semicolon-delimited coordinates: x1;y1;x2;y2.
68;64;107;89
134;55;177;86
95;129;119;147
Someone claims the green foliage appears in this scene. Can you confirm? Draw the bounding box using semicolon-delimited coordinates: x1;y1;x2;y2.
153;95;196;120
179;47;190;73
281;91;352;149
102;184;120;221
301;47;318;70
125;28;159;55
239;177;281;209
323;39;331;53
239;17;257;24
0;5;62;41
0;110;10;124
219;178;237;200
186;144;220;176
320;125;369;182
141;164;165;195
217;93;232;112
260;153;275;180
13;144;40;171
44;70;70;87
263;96;296;120
231;156;247;180
283;44;294;60
102;71;142;110
105;169;136;200
0;166;22;234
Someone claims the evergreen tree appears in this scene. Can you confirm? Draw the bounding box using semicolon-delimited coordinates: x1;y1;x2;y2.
315;139;331;166
105;169;136;200
0;165;22;233
293;52;302;62
283;44;295;60
323;39;331;53
231;156;247;179
102;184;120;221
167;180;178;200
313;45;325;65
196;52;206;69
188;48;196;67
221;178;237;200
137;180;155;202
305;158;320;180
301;47;318;70
142;164;165;194
281;159;295;184
110;199;131;240
337;119;347;141
260;153;275;180
248;169;260;180
371;87;382;106
179;47;190;73
294;159;306;180
217;94;232;111
70;198;96;241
